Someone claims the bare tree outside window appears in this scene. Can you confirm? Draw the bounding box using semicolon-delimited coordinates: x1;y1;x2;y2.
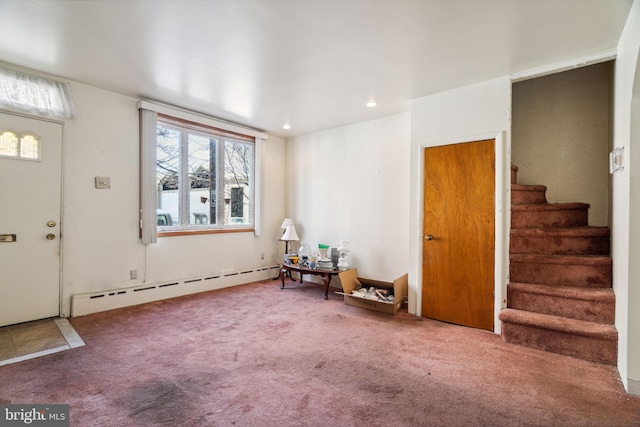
156;121;254;229
157;126;179;191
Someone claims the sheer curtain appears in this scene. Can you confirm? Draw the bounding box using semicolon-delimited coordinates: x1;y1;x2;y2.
0;66;75;120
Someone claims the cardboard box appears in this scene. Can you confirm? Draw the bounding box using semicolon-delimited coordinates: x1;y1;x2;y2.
337;268;408;314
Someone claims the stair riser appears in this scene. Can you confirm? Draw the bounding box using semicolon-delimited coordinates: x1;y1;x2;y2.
507;287;615;324
510;261;612;288
511;209;588;229
510;235;610;256
512;190;546;205
501;322;617;365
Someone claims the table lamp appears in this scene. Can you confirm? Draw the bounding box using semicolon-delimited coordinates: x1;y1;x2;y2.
279;218;299;255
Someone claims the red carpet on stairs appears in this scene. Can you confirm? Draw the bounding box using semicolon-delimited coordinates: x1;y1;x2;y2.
500;164;618;366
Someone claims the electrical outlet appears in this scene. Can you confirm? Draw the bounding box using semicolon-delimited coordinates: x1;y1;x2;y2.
130;269;137;280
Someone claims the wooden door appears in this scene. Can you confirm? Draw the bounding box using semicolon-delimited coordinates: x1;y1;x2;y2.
421;139;494;330
0;112;62;327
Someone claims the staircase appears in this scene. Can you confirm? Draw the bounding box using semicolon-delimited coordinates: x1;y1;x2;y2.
499;164;617;365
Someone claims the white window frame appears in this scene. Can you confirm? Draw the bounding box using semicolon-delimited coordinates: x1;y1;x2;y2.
157;117;255;230
138;101;267;243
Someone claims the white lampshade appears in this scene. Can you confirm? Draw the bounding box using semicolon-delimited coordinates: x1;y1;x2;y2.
280;218;294;228
280;225;299;242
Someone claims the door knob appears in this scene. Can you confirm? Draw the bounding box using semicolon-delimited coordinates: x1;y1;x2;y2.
425;234;433;240
46;234;56;240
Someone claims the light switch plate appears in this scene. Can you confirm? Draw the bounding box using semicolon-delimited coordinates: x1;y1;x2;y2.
609;147;624;174
95;176;111;189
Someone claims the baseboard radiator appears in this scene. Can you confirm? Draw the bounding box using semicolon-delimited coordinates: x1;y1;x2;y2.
71;265;280;317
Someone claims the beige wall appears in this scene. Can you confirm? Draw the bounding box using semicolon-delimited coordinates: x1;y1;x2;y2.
285;113;411;282
511;62;613;227
57;80;286;315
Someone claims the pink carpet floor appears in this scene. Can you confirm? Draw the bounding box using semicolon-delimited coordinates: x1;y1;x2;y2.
1;278;639;426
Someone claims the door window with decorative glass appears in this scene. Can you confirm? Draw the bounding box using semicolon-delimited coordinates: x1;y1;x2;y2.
0;130;40;160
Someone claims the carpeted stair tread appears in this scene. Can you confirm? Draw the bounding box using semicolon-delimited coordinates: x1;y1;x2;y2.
510;226;610;256
511;203;589;228
500;308;618;365
511;184;548;205
508;282;614;302
511;202;589;212
511;183;546;191
509;253;612;266
509;254;612;288
499;308;617;341
511;226;610;236
507;282;615;323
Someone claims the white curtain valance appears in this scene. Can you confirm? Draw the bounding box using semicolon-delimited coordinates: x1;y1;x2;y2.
0;66;76;120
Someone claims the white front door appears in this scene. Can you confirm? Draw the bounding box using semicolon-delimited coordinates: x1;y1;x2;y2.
0;112;62;327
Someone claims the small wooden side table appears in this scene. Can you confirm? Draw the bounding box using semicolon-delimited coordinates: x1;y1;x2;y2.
280;264;342;300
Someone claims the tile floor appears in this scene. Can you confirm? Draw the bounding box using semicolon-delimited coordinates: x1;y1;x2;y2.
0;318;85;366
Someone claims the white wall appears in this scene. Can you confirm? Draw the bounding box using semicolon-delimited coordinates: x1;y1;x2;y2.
613;0;640;394
512;62;612;227
285;113;411;283
409;77;512;332
59;81;285;316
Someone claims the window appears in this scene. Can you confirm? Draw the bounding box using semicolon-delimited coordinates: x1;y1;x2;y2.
155;115;255;231
138;101;267;243
0;130;40;160
0;66;75;120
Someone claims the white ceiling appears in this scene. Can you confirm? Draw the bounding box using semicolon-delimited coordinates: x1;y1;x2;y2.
0;0;633;138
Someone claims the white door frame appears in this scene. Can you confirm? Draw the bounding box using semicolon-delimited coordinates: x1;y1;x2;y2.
0;110;64;324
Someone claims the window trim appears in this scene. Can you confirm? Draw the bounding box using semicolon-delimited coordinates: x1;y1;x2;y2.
155;117;255;232
158;227;255;238
138;101;267;243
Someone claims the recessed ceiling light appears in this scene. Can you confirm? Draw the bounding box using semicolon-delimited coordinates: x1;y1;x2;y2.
283;123;291;130
366;101;377;107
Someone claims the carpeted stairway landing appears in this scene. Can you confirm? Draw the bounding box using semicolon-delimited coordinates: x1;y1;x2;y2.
500;164;617;365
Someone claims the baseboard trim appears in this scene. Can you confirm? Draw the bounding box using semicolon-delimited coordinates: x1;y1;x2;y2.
71;265;280;317
628;378;640;396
